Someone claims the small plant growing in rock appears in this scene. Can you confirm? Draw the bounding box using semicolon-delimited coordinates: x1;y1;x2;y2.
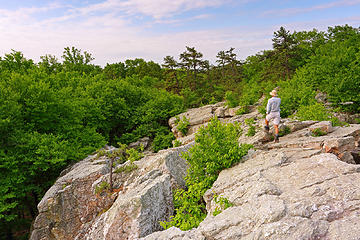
278;126;291;137
245;118;256;137
114;163;138;174
126;148;144;163
96;149;107;159
213;195;233;216
330;117;348;127
173;139;182;147
209;96;217;104
176;116;190;135
236;106;249;115
311;128;327;137
113;145;142;174
95;181;111;195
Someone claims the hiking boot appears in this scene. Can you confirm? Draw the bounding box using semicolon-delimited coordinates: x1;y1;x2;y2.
264;125;270;132
274;134;279;143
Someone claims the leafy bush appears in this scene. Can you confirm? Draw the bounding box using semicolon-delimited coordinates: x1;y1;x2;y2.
153;131;175;152
292;103;346;127
181;87;199;108
161;118;252;230
176;116;190;136
113;163;138;173
244;118;256;137
277;77;316;118
278;126;291;137
236;106;249;115
224;91;239;108
126;148;144;163
294;103;330;121
330;117;348;127
209;97;217;104
213;195;233;216
311;128;327;137
173;139;182;147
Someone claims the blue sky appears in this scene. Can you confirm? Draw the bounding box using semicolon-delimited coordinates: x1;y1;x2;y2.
0;0;359;66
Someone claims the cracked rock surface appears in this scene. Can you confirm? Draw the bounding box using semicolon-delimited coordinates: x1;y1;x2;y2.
31;100;360;240
30;145;191;240
144;115;360;239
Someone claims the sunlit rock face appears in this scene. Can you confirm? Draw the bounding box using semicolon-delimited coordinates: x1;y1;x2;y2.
143;121;360;240
31;100;360;240
30;144;191;240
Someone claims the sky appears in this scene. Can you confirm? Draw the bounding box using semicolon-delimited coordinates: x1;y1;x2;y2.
0;0;359;66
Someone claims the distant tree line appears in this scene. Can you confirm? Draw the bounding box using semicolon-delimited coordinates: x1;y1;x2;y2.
0;24;359;239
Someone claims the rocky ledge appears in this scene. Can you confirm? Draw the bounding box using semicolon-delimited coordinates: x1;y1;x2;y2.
30;144;191;240
31;102;360;240
144;110;360;239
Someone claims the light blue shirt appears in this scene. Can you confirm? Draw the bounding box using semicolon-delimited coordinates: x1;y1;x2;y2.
266;97;281;114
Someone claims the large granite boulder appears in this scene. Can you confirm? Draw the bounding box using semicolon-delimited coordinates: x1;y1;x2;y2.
30;144;191;240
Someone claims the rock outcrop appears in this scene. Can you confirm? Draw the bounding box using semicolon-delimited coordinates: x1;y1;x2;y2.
31;101;360;240
169;102;263;145
30;145;191;240
143;111;360;239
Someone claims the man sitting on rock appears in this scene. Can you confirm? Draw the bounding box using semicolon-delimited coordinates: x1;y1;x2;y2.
264;89;281;142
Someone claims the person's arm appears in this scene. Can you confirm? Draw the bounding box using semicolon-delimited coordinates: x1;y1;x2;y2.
279;98;281;112
266;99;271;114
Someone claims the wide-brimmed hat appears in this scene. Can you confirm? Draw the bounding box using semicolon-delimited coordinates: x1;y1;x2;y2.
270;89;277;96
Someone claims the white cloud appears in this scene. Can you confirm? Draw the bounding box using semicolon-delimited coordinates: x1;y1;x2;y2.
264;0;360;16
0;11;272;66
59;0;228;21
122;0;225;19
0;0;239;65
1;0;359;67
73;0;227;19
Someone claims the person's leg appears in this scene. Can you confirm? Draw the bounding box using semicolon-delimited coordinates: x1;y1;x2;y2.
274;124;279;135
265;117;270;131
274;124;279;142
273;112;280;142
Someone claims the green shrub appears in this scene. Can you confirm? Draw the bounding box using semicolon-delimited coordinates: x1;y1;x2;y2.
160;118;252;231
294;103;330;121
114;163;138;173
181;87;199;108
293;103;349;127
209;97;217;104
236;106;249;115
278;126;291;137
277;77;316;118
330;117;348;127
126;148;144;163
176;116;190;135
212;195;233;216
153;130;175;152
311;128;327;137
224;91;239;108
96;149;107;158
173;139;182;147
244;118;256;137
